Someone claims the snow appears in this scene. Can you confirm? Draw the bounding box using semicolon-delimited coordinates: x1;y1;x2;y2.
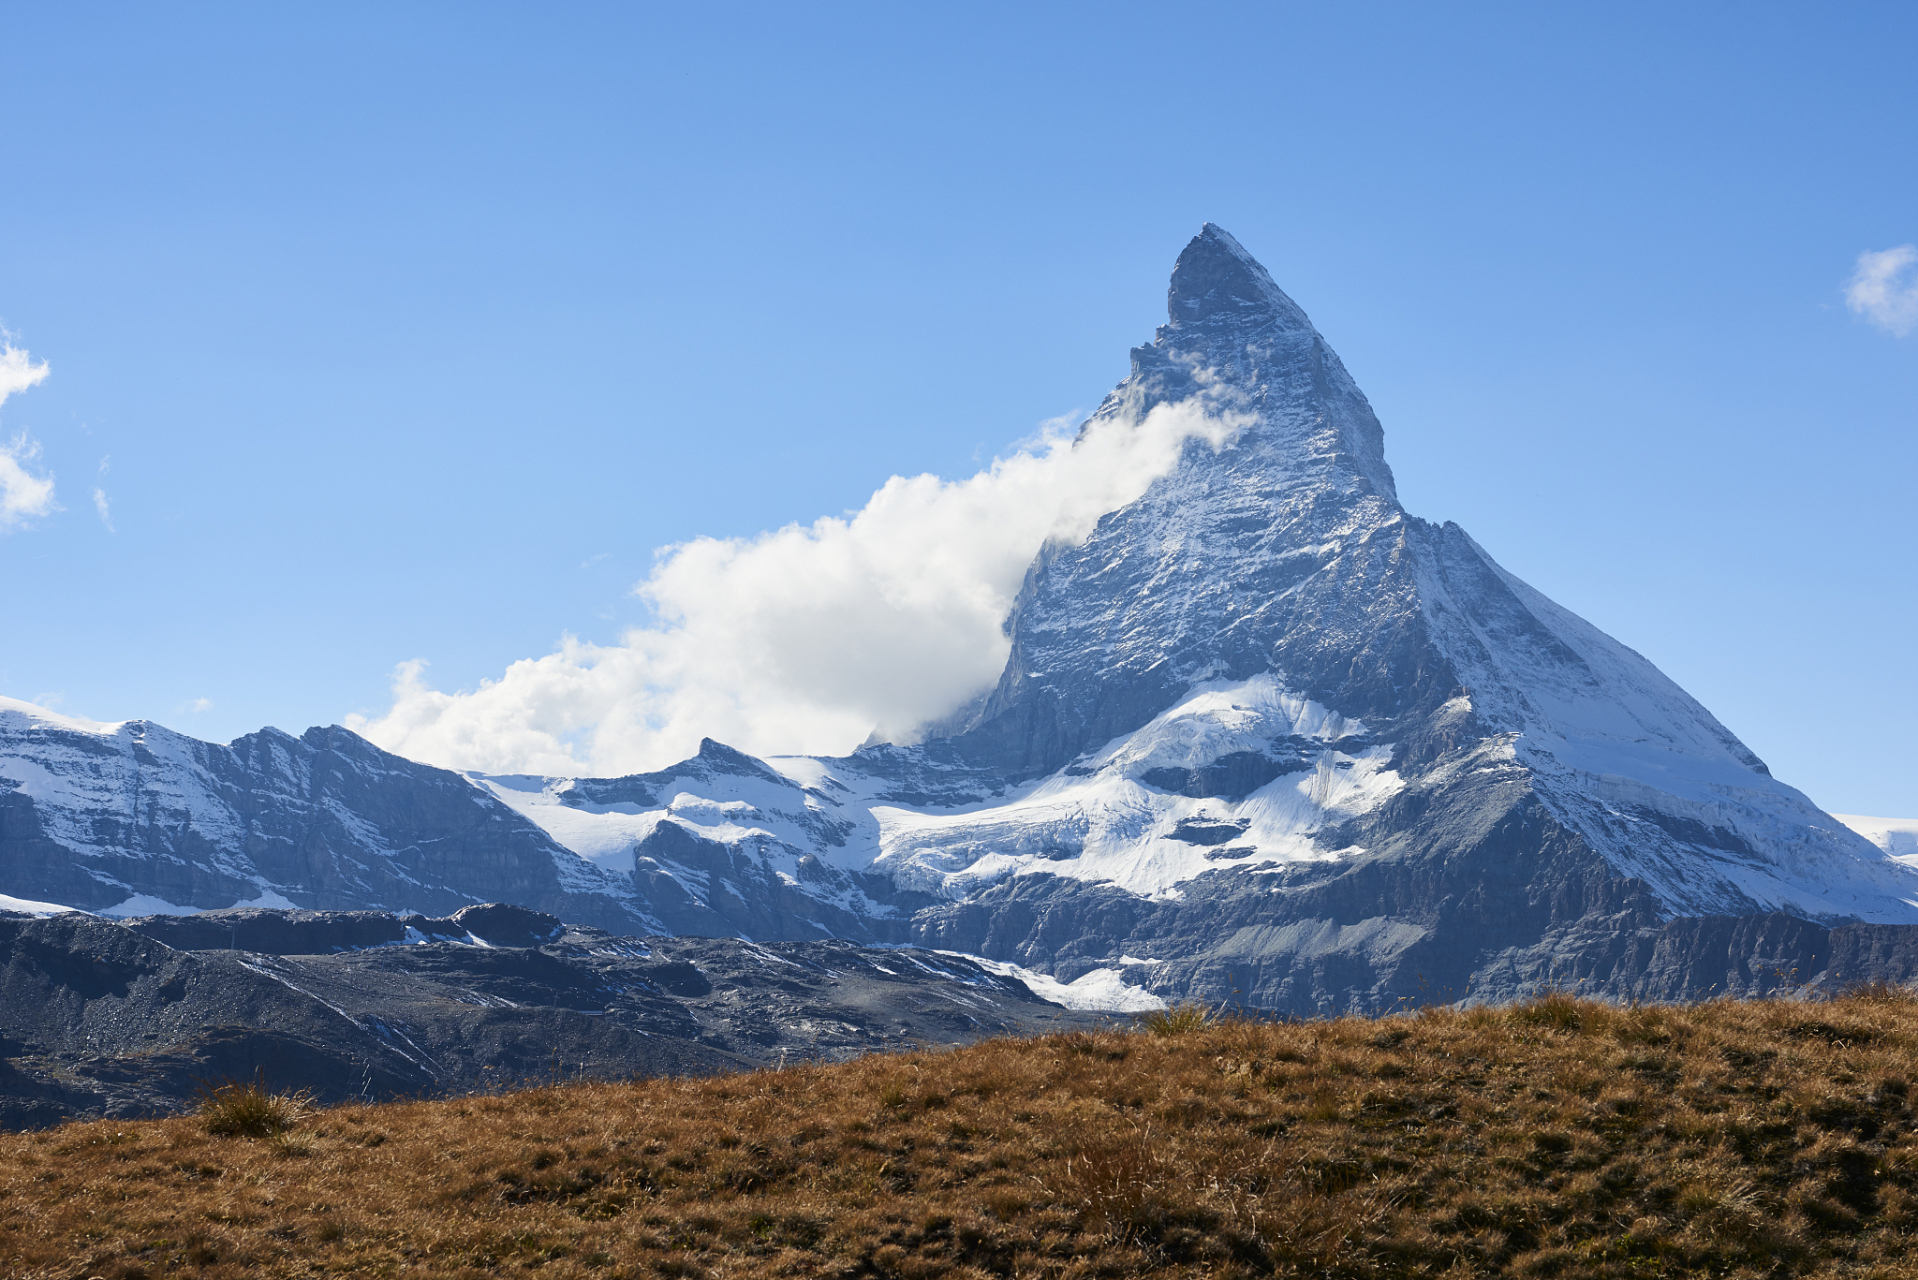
1835;815;1918;866
0;695;124;736
1412;531;1918;923
869;676;1399;899
0;698;254;874
475;644;1918;937
0;892;80;917
233;887;300;910
490;673;1406;912
466;754;902;925
468;773;663;873
956;954;1167;1012
469;760;861;880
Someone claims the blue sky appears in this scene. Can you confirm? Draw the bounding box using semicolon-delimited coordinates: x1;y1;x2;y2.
0;3;1913;812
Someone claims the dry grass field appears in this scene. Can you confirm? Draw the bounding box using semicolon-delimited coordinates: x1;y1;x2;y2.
6;990;1918;1279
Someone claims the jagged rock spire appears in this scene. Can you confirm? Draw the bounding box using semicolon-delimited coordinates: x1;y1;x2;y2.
1166;223;1314;331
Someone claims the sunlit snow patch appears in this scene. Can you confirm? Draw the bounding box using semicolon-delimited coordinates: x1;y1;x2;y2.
468;773;666;873
954;953;1167;1012
0;695;124;737
0;893;80;917
232;887;300;910
873;675;1400;899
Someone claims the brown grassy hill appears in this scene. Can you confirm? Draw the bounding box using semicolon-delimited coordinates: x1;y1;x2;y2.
5;991;1918;1279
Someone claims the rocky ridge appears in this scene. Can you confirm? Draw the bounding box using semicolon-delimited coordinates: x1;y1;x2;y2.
0;903;1090;1129
0;697;650;932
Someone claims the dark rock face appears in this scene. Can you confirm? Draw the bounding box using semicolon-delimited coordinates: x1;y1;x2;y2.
630;816;917;943
0;908;1091;1130
118;902;565;953
120;908;410;953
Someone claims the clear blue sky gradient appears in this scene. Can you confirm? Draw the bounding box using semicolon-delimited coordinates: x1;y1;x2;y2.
1;3;1913;812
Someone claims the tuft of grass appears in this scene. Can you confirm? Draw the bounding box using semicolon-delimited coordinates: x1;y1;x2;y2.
196;1073;313;1139
7;988;1918;1278
1510;987;1595;1033
1139;1000;1212;1036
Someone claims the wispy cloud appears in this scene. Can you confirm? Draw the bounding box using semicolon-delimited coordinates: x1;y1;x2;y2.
0;341;55;532
0;434;57;531
92;456;112;531
176;697;213;714
350;390;1251;776
1846;245;1918;337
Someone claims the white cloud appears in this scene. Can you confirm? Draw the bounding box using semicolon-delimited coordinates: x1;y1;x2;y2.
0;341;55;531
1846;245;1918;337
0;434;56;530
92;457;113;529
0;342;48;405
351;390;1250;777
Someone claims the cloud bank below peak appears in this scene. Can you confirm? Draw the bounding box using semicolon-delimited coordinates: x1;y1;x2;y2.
349;394;1249;777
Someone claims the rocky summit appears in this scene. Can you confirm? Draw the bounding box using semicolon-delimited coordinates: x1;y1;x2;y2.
5;225;1917;1029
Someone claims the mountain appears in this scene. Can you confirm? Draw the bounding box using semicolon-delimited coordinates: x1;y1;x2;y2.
477;225;1918;1011
4;225;1915;1015
0;697;652;933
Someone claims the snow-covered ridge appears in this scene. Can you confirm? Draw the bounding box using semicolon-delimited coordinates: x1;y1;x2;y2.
0;695;125;737
0;892;79;918
1836;815;1918;866
0;697;649;928
473;676;1406;909
1410;525;1918;921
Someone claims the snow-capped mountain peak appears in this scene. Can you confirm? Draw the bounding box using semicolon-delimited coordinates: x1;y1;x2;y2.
6;226;1915;1015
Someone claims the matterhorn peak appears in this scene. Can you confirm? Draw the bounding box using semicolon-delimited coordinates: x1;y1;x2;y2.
1165;222;1314;332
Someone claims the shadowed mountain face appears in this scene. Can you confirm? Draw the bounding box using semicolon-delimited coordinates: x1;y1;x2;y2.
4;226;1916;1020
0;906;1091;1129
